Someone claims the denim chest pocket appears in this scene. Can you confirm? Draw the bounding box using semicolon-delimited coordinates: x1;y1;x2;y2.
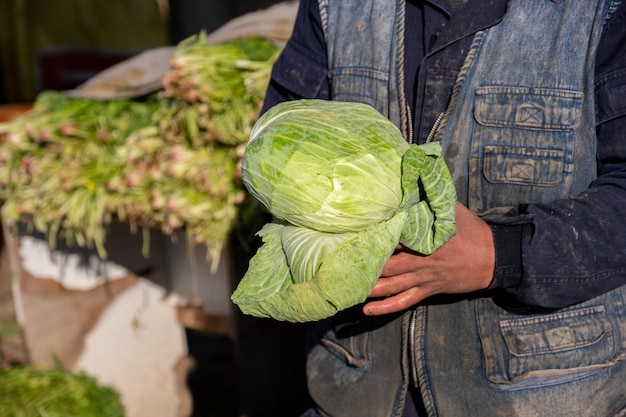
476;290;625;389
474;86;582;131
469;86;584;212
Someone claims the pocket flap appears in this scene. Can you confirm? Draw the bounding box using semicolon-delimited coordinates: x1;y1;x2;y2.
500;305;611;357
475;86;582;130
483;145;564;186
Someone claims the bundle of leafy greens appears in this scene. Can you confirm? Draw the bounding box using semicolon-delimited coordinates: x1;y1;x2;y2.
0;34;279;269
0;365;124;417
231;100;457;322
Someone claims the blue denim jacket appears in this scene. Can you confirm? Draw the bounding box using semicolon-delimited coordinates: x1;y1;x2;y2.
262;0;626;416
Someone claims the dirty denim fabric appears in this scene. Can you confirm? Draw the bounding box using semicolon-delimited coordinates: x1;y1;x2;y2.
412;288;626;417
437;0;609;211
298;394;422;417
306;307;410;417
418;0;626;415
318;0;409;135
435;0;626;311
297;0;626;416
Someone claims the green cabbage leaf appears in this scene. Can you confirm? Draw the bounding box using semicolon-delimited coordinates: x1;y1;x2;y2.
231;100;456;322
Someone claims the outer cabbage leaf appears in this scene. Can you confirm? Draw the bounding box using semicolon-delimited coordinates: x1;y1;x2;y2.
230;222;292;320
399;143;457;253
231;211;407;322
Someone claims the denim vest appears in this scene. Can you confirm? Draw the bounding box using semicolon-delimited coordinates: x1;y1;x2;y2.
308;1;626;416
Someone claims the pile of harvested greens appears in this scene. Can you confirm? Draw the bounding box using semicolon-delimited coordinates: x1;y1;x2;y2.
0;33;279;266
0;365;125;417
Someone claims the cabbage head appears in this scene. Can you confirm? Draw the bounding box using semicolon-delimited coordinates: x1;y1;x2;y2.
231;99;456;322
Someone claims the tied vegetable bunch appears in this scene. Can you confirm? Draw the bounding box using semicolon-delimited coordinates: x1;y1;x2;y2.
158;32;279;147
0;34;280;267
231;100;457;323
0;91;158;256
0;92;246;266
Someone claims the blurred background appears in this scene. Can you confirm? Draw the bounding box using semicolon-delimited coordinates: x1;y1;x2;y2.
0;0;287;103
0;2;311;417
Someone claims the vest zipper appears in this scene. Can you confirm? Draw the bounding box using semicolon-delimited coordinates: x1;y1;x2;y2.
408;308;419;386
425;111;445;144
406;101;415;143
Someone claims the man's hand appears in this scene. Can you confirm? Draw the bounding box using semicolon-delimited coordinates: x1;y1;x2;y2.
363;202;495;316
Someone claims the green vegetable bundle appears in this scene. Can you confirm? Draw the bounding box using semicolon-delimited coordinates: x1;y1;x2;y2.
158;32;279;147
0;34;279;266
0;92;158;256
0;365;124;417
231;100;458;322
